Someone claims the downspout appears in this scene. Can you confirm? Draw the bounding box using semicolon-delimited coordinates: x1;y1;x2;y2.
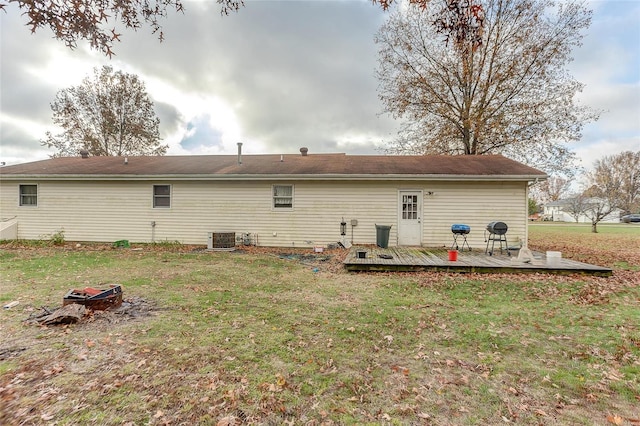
526;177;542;246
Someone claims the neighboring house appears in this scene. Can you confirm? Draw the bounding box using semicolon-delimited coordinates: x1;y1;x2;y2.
543;198;622;223
0;150;547;248
543;200;576;222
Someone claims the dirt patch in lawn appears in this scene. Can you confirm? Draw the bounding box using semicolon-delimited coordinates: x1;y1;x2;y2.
23;296;159;327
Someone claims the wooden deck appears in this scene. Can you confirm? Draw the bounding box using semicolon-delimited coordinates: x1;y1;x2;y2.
343;246;612;276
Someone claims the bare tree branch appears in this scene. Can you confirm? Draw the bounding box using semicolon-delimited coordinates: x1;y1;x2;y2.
1;0;244;57
584;151;640;226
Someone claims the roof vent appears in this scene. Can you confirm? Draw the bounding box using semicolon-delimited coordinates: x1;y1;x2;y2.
80;149;89;159
300;147;308;156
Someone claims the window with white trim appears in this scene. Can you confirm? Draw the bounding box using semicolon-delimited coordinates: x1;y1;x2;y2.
19;184;38;206
402;194;418;219
273;185;293;209
153;185;171;208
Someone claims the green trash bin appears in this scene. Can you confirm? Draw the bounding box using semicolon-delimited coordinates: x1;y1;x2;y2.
375;224;392;248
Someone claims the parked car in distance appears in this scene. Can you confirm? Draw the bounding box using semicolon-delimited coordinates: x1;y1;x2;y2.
621;214;640;223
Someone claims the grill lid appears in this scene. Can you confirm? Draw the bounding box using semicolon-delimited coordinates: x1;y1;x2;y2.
486;221;508;235
451;224;471;234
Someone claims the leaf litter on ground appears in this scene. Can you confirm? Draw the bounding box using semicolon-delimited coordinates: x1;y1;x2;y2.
0;226;638;424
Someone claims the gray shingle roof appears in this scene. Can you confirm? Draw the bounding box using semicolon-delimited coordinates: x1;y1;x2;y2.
0;153;547;180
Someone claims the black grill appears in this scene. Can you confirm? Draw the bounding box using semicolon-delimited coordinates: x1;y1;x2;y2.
485;221;510;256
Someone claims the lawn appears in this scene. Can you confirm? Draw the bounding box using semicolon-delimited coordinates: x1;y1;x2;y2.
1;225;639;425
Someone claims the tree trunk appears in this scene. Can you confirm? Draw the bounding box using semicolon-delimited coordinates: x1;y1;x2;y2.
591;222;598;233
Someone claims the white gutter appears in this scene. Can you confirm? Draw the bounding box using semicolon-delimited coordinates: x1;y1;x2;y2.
0;173;548;182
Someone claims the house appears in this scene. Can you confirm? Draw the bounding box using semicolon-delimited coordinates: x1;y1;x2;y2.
543;199;576;222
543;198;622;223
0;149;547;249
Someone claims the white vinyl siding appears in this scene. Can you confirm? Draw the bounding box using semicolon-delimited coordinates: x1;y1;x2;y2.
0;179;529;248
422;181;527;249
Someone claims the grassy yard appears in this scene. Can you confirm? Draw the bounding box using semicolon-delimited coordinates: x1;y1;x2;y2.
528;223;640;270
1;225;639;425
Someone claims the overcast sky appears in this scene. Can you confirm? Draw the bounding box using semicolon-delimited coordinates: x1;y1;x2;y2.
1;0;638;174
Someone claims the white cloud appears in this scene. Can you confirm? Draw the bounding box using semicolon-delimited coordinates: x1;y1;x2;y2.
0;0;637;170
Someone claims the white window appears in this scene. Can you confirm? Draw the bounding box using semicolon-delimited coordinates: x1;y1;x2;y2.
273;185;293;209
19;184;37;206
153;185;171;208
402;194;418;219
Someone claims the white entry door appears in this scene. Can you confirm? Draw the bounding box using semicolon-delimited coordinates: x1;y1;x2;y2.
398;191;422;246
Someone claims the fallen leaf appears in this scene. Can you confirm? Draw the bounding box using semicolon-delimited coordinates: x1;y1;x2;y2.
534;409;548;417
217;416;237;426
606;414;623;425
605;369;624;381
276;374;287;387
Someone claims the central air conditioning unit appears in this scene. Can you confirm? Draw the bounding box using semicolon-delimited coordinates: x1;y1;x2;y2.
207;231;236;251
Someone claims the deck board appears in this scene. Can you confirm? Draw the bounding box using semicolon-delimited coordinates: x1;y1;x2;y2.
344;247;612;276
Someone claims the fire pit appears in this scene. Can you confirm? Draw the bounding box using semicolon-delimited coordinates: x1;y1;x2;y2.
63;285;123;310
450;224;471;251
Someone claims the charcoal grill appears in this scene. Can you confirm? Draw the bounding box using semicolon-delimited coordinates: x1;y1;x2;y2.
450;224;471;251
484;221;510;256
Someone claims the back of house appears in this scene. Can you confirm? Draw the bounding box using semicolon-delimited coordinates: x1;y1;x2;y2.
0;150;546;249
